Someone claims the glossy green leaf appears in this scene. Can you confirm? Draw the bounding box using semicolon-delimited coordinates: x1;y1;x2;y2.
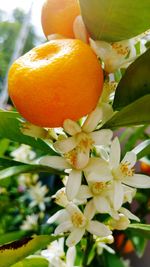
113;49;150;110
128;224;150;239
0;111;56;155
79;0;150;42
0;235;58;267
0;231;28;246
103;95;150;129
132;140;150;160
11;256;49;267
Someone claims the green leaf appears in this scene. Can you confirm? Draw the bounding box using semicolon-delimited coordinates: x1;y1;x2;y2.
128;224;150;239
0;161;65;183
103;95;150;129
132;140;150;160
11;256;49;267
104;251;125;267
0;231;28;246
0;157;24;168
0;139;10;156
113;49;150;110
79;0;150;42
0;235;58;267
131;236;147;257
0;111;56;155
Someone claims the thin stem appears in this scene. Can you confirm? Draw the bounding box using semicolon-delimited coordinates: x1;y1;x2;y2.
82;233;93;267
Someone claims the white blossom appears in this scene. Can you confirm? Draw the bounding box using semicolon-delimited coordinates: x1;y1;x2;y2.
108;137;150;210
28;181;50;211
40;156;112;202
90;37;146;73
53;105;113;170
48;203;111;247
41;238;76;267
21;214;38;231
11;144;36;163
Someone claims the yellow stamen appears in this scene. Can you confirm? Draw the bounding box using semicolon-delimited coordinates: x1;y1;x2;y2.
71;212;86;228
120;162;135;177
91;182;106;195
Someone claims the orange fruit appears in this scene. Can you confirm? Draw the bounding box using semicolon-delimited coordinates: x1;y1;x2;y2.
115;234;134;254
141;161;150;175
8;39;103;128
41;0;80;38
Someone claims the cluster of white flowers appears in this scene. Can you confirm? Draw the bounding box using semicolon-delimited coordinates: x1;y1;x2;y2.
41;238;76;267
39;103;150;248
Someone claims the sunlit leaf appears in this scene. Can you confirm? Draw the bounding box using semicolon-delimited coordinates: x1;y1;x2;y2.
79;0;150;41
113;49;150;110
103;95;150;129
0;235;58;267
11;256;49;267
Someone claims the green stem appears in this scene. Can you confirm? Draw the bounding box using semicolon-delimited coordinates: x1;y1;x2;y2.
82;234;93;267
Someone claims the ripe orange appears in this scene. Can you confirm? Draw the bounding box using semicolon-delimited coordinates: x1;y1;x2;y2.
141;161;150;175
41;0;80;38
8;39;103;128
115;234;134;254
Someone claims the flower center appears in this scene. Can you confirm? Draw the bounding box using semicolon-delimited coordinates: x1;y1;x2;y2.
71;212;87;228
91;182;106;196
65;149;77;167
120;162;135;177
77;132;94;152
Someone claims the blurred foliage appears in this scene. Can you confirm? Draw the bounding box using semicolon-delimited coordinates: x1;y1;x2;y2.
0;8;40;91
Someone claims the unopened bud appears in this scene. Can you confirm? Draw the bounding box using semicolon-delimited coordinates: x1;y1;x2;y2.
108;214;130;230
73;15;89;43
21;122;48;139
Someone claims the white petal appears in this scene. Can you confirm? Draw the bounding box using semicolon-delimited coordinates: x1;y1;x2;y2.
55;221;73;234
39;156;70;170
113;181;124;211
84;199;96;220
66;246;76;267
66;203;82;217
98;147;109;161
66;229;85;247
122;151;137;168
87;221;111;237
89;129;113;146
84;158;112;182
94;196;111;214
77;185;92;200
82;106;103;133
66;170;82;201
73;15;88;43
47;209;69;224
109;137;121;169
63;119;81;136
124;174;150;188
119;207;140;222
123;184;136;204
54;137;77;154
100;103;114;125
74;148;90;170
